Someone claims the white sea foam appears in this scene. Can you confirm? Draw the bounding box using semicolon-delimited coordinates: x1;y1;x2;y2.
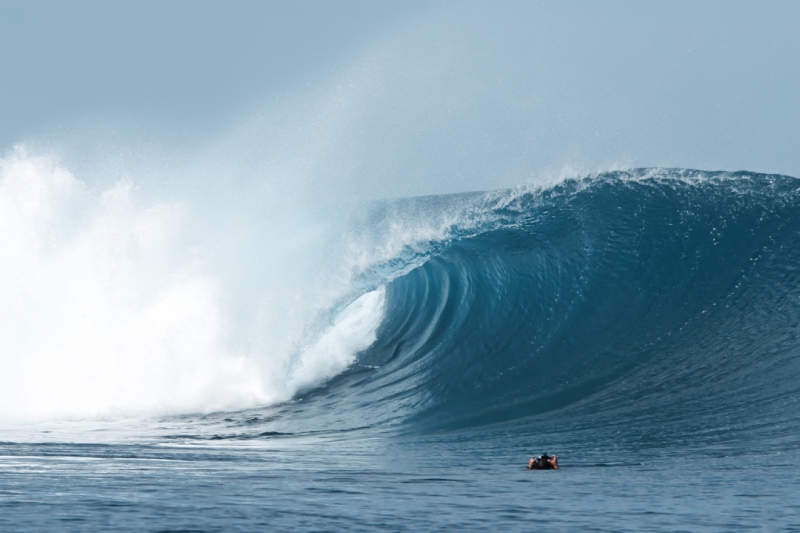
286;288;386;395
0;149;387;423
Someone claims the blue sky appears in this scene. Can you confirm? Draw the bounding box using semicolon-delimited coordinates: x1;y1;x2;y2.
2;0;799;197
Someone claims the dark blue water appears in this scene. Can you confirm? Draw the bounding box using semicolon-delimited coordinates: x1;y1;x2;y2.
2;169;800;531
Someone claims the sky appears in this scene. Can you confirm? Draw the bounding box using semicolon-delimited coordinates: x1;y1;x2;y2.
2;0;799;198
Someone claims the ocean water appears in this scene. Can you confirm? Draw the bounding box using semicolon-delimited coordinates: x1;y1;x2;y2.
1;166;799;531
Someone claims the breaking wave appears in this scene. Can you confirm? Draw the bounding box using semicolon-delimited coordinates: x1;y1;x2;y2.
268;169;800;444
3;160;800;449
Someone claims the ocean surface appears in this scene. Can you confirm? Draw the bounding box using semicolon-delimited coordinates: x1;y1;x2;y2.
2;168;800;531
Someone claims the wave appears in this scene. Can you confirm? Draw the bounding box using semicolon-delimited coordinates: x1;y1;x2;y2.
272;169;800;443
3;160;800;447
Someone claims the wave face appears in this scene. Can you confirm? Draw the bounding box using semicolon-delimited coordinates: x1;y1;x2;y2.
282;169;800;445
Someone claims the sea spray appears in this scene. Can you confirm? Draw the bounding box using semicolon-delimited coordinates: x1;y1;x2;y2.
0;149;387;422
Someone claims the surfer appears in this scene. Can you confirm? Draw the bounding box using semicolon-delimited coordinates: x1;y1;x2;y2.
527;453;559;470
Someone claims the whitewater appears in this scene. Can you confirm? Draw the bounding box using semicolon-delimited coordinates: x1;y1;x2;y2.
2;150;800;531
